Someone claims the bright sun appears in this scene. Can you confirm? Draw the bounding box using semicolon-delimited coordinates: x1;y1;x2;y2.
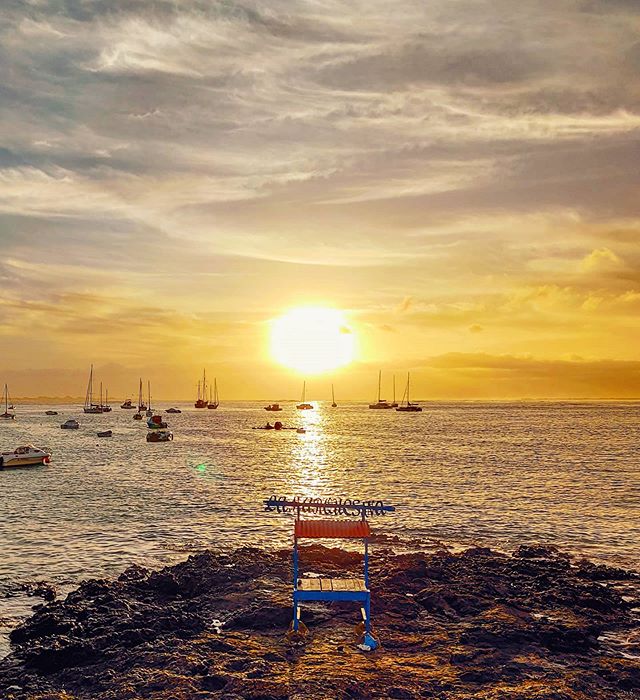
270;308;355;374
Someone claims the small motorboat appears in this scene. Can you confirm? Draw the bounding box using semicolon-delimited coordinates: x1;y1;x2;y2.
146;429;173;442
147;415;168;429
45;410;59;416
61;419;79;430
133;412;143;421
0;445;51;469
265;404;282;411
166;407;182;414
121;399;135;409
296;428;306;434
97;430;113;438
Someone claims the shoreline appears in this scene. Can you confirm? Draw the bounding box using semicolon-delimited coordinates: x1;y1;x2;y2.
1;543;639;699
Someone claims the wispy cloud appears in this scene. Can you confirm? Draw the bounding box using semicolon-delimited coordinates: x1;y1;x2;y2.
0;0;639;395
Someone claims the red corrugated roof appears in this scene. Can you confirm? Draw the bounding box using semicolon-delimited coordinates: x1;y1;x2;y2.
294;519;371;539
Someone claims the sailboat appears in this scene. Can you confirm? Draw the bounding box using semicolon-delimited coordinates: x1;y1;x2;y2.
145;381;153;417
296;381;313;410
390;374;398;408
83;365;102;414
194;369;209;408
396;373;422;412
369;370;393;409
331;383;337;408
101;387;112;413
1;384;15;419
207;378;219;409
133;379;144;420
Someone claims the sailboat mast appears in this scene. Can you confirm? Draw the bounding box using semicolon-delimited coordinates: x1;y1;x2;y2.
302;380;306;403
407;372;410;404
214;378;218;404
332;383;335;403
100;381;103;407
4;384;7;413
378;370;381;402
148;380;151;409
203;369;207;400
393;375;396;404
85;365;94;408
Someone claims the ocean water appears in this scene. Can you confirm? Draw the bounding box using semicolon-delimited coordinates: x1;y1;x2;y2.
1;401;639;654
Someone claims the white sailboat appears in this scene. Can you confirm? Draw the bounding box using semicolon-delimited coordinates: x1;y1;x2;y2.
83;365;102;414
396;373;422;412
369;370;393;409
207;378;219;409
296;381;313;410
145;381;153;417
1;384;15;420
133;379;144;420
390;374;398;408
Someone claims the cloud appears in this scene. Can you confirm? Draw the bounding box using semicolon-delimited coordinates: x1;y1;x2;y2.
0;0;639;396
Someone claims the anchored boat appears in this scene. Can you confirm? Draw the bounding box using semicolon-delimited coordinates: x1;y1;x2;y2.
61;418;79;429
369;370;393;409
396;372;422;412
194;369;209;408
207;378;219;409
1;384;15;420
0;445;51;469
121;399;135;409
83;365;102;414
147;429;173;442
133;379;144;420
265;404;283;412
296;381;313;410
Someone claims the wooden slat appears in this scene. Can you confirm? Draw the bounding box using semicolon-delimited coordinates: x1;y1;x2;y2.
320;578;334;591
298;578;321;590
332;579;347;591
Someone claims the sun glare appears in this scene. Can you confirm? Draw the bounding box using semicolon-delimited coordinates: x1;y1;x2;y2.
270;308;355;374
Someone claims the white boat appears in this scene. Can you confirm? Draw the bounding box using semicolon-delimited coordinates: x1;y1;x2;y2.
61;418;80;429
369;371;393;409
296;381;313;410
396;373;422;412
0;445;51;469
83;365;102;414
390;375;398;408
147;429;173;442
207;378;219;409
145;381;153;417
1;384;15;420
100;386;112;413
133;379;144;420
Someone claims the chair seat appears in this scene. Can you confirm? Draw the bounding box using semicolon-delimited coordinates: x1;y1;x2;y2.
297;577;368;592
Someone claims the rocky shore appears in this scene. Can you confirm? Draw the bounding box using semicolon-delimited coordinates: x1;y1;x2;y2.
1;543;639;699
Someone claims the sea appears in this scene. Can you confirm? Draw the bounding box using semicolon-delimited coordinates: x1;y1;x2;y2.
1;400;639;656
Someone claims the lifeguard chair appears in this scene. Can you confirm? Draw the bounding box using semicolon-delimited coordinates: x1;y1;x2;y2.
264;496;395;651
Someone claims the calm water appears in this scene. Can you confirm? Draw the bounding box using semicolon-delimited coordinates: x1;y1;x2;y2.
1;401;639;653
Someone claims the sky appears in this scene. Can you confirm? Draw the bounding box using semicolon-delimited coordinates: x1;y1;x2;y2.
1;0;639;400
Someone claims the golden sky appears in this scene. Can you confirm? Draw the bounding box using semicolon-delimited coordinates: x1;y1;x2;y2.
1;0;639;399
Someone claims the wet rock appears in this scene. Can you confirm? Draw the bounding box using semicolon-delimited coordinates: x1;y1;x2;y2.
0;544;638;700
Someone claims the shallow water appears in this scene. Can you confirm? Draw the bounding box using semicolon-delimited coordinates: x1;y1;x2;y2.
1;401;639;654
